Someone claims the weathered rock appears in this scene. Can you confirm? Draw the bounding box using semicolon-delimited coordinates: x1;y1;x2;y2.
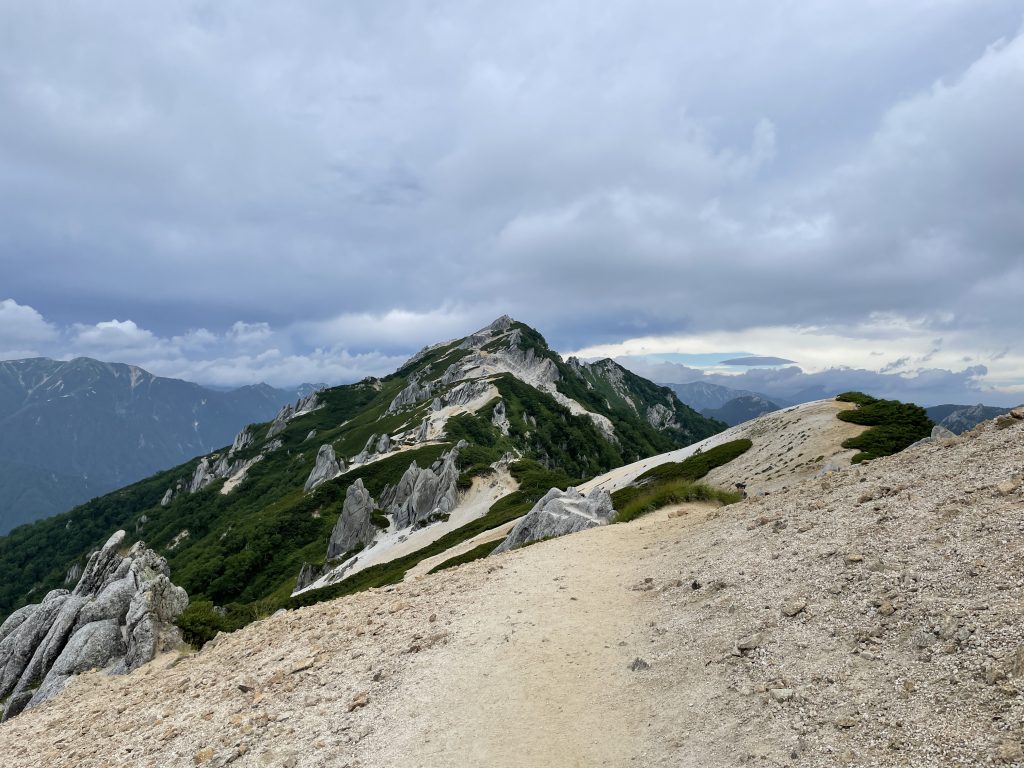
295;563;326;592
444;379;491;408
492;399;510;435
416;417;430;443
326;479;378;560
266;404;294;439
387;377;435;414
381;448;461;531
737;633;763;651
188;457;216;493
781;598;807;617
491;486;615;555
160;488;174;507
0;531;188;721
231;426;255;453
30;619;125;707
0;605;38;645
305;444;343;492
646;403;677;430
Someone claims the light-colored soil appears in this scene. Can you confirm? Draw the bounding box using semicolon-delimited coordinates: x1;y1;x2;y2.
297;468;518;594
3;413;1022;767
580;398;865;497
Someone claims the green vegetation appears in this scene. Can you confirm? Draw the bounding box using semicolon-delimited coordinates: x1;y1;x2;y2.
426;540;499;574
0;318;728;641
836;392;933;463
610;439;752;511
613;481;742;523
609;438;752;522
286;460;577;610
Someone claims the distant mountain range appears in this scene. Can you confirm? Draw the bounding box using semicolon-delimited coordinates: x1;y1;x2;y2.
925;404;1011;434
0;357;312;533
668;380;1017;432
661;381;784;426
701;394;783;426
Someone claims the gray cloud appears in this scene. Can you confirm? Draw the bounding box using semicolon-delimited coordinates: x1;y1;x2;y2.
0;2;1021;393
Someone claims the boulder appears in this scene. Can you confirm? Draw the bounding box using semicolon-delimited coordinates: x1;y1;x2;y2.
305;444;343;492
326;479;378;560
492;487;615;555
29;619;125;707
0;532;188;721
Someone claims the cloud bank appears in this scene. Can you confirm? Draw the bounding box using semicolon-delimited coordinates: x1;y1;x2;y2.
0;2;1021;400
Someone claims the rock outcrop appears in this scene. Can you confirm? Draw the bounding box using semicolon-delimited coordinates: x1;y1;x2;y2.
326;479;378;560
492;487;615;555
910;424;959;448
492;399;511;435
305;444;343;492
379;446;462;530
0;531;188;721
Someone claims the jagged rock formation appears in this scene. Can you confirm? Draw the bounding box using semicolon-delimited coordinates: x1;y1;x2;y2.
304;444;344;492
379;446;462;530
492;486;615;554
492;399;510;435
164;423;275;503
0;530;188;721
231;427;255;453
267;390;323;439
326;479;378;560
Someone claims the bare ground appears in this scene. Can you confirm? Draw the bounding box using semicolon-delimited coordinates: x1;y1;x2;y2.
1;413;1022;767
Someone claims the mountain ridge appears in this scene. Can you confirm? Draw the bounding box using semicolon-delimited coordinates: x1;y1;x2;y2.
0;356;312;533
0;317;725;627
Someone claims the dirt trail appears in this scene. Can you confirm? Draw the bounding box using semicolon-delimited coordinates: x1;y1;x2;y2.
4;414;1022;767
364;507;715;767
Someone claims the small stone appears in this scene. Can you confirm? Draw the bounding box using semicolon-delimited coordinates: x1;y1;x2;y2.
878;600;896;616
782;598;806;617
769;688;794;702
194;748;216;765
629;658;650;672
347;692;369;712
834;711;859;728
428;613;437;623
846;553;864;564
902;680;916;693
691;580;702;590
737;633;763;651
289;657;315;674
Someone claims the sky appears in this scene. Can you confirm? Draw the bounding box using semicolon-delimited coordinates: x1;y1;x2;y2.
1;1;1022;405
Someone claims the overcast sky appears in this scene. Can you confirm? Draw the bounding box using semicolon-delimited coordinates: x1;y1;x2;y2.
1;2;1022;404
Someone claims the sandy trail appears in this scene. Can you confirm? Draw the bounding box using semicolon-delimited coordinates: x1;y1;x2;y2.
364;502;717;768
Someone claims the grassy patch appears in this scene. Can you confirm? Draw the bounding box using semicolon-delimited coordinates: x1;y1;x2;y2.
426;540;499;574
611;439;752;511
613;480;742;523
835;392;933;463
